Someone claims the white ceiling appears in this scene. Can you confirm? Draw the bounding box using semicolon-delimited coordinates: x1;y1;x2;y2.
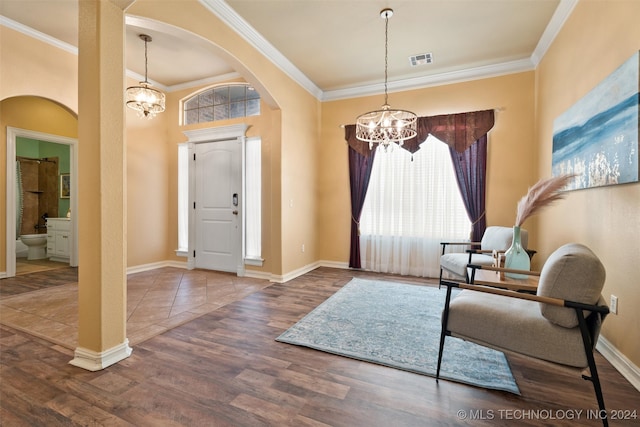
0;0;574;101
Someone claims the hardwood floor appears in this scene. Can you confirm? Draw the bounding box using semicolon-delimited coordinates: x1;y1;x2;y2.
1;267;638;426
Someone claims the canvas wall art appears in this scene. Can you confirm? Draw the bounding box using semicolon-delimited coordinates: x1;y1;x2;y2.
552;51;639;190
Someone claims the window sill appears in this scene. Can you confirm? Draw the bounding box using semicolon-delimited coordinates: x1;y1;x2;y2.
244;257;264;267
175;249;188;257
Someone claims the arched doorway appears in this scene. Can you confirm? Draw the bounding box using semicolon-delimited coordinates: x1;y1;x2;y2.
2;96;78;278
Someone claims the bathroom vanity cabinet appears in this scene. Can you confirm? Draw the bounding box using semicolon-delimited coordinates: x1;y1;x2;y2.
46;218;71;262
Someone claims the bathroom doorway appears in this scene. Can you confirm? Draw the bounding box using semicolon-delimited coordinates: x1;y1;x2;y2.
5;127;78;278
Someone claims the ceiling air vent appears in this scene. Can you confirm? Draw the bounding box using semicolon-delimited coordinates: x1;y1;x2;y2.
409;53;433;66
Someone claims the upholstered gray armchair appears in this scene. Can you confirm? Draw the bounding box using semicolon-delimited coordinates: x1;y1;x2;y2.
437;243;610;426
439;226;529;284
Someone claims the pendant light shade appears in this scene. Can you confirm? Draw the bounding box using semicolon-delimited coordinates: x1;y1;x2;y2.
126;34;165;119
355;9;417;149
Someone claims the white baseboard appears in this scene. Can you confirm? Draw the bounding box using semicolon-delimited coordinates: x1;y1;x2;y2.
126;260;188;275
318;260;351;270
596;336;640;392
269;261;321;283
245;260;350;282
243;269;273;281
69;340;132;371
0;271;7;279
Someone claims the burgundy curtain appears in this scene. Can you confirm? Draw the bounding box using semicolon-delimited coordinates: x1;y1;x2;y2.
346;125;377;268
449;134;488;242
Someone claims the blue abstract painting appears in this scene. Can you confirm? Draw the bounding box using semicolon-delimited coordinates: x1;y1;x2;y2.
552;51;639;190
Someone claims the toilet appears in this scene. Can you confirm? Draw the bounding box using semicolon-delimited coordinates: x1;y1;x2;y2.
20;234;48;260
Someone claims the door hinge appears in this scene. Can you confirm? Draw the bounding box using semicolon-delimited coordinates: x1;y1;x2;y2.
193;202;196;209
193;153;196;161
193;250;196;258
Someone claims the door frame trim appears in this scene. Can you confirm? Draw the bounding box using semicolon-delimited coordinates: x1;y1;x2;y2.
182;124;248;275
5;127;79;278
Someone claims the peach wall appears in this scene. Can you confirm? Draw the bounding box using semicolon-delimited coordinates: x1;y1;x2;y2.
319;72;537;265
0;27;78;111
125;81;172;267
535;0;640;367
280;98;320;274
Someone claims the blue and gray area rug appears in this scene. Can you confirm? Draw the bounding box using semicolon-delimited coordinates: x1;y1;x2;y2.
276;278;519;394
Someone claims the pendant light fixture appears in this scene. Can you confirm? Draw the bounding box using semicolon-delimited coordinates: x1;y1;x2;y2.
125;34;165;119
355;9;417;150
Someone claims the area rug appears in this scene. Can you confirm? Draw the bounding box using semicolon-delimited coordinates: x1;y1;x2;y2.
276;278;520;394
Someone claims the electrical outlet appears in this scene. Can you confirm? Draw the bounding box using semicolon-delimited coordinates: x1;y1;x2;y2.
610;295;618;314
301;244;305;253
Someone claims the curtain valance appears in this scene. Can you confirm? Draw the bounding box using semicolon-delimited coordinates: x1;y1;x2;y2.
345;109;494;156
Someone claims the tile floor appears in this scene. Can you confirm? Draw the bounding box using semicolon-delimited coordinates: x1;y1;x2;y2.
15;258;69;275
0;267;272;349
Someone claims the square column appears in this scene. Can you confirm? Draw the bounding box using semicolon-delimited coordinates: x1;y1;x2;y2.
70;0;134;370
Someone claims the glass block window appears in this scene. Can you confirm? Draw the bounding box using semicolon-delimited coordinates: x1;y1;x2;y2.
183;84;260;125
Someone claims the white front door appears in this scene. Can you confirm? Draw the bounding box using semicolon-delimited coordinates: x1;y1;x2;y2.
194;139;241;273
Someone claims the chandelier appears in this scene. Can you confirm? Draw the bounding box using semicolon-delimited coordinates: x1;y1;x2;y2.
356;9;417;150
125;34;165;119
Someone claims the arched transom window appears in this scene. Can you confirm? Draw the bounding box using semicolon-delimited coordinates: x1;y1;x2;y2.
183;84;260;125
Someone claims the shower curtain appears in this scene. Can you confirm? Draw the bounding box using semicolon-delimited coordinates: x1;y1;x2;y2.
16;160;23;239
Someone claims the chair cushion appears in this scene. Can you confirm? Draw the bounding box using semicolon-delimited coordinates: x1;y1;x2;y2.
481;226;528;251
447;290;588;367
537;243;606;328
440;253;495;278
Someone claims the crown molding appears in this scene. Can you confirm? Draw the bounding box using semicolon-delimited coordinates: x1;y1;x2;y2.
322;58;536;101
0;15;77;54
531;0;579;66
198;0;323;99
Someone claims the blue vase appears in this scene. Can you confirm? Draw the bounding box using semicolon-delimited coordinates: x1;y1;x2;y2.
504;226;530;279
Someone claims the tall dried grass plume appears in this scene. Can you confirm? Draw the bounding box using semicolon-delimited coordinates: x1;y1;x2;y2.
515;175;575;227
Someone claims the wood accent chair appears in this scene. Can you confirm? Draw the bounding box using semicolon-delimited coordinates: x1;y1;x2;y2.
437;243;610;426
439;226;529;284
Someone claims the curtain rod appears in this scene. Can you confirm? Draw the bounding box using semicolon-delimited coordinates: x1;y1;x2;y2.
339;107;505;129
